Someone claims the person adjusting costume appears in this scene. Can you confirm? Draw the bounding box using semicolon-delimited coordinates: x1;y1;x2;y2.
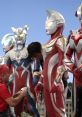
0;64;27;117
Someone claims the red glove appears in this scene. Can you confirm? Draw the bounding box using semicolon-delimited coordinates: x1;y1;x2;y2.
73;66;82;86
50;83;57;93
50;81;64;93
35;83;43;101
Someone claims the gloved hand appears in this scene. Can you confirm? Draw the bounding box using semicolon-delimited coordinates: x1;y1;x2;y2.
50;80;64;93
50;82;57;93
73;66;82;86
35;83;43;101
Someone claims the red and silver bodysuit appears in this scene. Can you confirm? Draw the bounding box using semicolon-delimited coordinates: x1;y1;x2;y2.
43;35;66;117
65;4;82;116
41;10;66;117
3;26;40;117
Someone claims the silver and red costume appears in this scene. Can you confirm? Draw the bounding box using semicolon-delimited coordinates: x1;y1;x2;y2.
65;4;82;117
3;26;40;117
37;10;66;117
43;35;66;117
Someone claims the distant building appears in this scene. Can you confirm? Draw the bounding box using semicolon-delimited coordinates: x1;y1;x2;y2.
36;92;46;117
64;83;73;117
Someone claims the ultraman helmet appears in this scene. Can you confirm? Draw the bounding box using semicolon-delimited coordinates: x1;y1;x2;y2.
45;10;65;35
11;25;29;45
75;4;82;24
1;33;15;52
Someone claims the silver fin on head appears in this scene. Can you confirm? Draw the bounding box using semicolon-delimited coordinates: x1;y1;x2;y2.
47;10;65;25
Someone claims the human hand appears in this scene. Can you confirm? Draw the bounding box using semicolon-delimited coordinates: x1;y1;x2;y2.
20;87;27;96
21;87;27;91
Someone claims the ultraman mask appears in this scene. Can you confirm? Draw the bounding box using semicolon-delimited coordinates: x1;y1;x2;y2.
1;34;15;52
45;10;65;35
45;17;57;35
76;4;82;24
11;25;29;45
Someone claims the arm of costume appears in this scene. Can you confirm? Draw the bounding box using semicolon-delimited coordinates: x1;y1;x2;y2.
50;37;66;93
34;74;44;95
55;36;66;81
65;45;74;71
65;34;75;72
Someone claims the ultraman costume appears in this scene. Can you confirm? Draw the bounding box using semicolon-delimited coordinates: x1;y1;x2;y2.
65;4;82;117
0;34;15;66
42;10;66;117
3;25;40;117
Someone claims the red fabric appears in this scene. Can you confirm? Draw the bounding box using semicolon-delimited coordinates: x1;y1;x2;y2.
66;46;74;60
0;77;3;83
74;68;82;86
43;50;62;117
0;64;10;75
0;83;11;112
13;67;34;116
50;81;64;110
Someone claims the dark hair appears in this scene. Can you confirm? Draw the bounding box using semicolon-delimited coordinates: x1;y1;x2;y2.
27;42;42;57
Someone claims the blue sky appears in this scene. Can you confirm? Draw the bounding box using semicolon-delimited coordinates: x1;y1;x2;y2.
0;0;81;82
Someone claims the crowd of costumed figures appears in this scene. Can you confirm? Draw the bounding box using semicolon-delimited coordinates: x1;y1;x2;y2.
0;3;82;117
